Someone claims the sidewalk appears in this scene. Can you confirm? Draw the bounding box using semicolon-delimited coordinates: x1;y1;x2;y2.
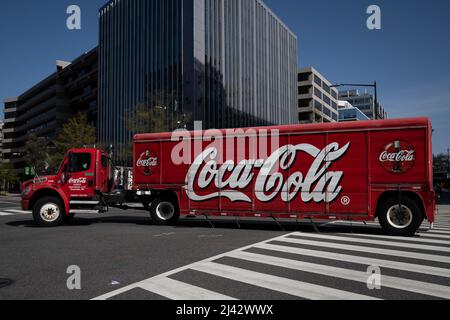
0;193;22;199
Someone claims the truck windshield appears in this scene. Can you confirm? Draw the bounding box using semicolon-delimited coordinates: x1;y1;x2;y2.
69;153;92;172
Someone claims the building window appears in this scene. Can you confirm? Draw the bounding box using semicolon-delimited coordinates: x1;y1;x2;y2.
314;100;322;111
298;86;310;95
331;90;337;99
298;73;310;82
299;99;310;108
314;88;322;99
332;113;338;121
323;95;331;106
299;113;310;121
314;75;322;87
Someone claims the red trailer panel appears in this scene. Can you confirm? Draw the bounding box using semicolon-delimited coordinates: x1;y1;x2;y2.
133;117;435;236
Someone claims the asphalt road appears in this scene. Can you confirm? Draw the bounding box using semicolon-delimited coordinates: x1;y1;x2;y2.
0;196;449;300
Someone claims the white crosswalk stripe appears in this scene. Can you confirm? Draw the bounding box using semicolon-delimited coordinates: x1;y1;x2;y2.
416;233;450;239
276;236;450;263
93;223;450;300
425;229;450;235
254;243;450;278
432;225;450;230
6;209;31;214
138;277;236;300
340;233;450;246
434;224;450;228
191;262;378;300
0;208;31;216
285;232;450;253
325;219;450;229
226;250;450;299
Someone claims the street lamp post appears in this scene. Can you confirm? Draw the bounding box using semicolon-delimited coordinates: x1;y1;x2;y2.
331;82;379;120
447;148;450;180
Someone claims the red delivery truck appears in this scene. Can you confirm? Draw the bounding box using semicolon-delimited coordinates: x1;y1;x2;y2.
21;117;436;236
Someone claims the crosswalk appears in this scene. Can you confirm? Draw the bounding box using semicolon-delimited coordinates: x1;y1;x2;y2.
0;208;31;216
93;218;450;300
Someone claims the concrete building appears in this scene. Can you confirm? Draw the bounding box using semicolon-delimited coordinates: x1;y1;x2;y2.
298;67;339;124
338;101;370;122
98;0;298;165
2;48;98;177
338;89;387;120
0;121;3;161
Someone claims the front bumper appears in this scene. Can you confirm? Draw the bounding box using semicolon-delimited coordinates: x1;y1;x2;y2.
21;199;30;211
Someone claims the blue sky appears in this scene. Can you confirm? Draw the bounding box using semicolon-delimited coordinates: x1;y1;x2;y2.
1;0;449;154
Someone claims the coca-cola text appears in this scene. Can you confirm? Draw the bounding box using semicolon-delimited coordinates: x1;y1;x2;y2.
186;142;350;204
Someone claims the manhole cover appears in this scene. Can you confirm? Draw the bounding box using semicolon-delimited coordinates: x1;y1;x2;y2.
0;279;13;289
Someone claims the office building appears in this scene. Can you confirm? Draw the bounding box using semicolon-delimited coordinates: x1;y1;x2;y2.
338;89;387;120
338;101;370;122
2;48;98;176
0;121;3;161
98;0;298;165
298;67;339;124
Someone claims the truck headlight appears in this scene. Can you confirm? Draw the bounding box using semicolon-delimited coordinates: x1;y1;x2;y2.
22;186;32;196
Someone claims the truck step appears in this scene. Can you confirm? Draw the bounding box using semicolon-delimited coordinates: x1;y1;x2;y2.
70;201;100;205
69;209;100;214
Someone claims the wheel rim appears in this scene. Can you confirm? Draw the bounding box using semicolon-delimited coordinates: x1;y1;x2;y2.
40;203;60;223
156;202;175;221
386;204;413;229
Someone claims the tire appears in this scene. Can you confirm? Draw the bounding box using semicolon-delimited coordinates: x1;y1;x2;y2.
33;197;65;227
378;196;424;237
149;198;180;225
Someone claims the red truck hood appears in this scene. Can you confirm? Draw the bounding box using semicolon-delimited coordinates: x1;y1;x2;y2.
21;175;57;191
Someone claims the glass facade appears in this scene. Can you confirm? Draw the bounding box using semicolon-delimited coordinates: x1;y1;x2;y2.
338;90;386;120
339;108;370;122
99;0;184;165
99;0;297;165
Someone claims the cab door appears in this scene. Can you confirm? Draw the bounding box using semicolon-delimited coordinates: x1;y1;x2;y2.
62;151;96;198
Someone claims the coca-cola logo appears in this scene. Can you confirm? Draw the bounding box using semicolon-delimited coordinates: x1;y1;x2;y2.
186;142;350;204
379;141;415;174
69;177;87;184
136;150;158;176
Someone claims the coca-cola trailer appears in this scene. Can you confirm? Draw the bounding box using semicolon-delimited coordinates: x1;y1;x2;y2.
22;117;436;236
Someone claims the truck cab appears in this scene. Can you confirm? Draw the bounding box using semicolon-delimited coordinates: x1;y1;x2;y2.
21;148;121;226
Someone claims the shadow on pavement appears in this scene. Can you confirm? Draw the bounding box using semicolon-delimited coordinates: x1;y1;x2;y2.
5;215;389;235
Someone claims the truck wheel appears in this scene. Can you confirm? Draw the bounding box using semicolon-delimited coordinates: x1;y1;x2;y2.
378;196;424;237
149;198;180;225
33;197;65;227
